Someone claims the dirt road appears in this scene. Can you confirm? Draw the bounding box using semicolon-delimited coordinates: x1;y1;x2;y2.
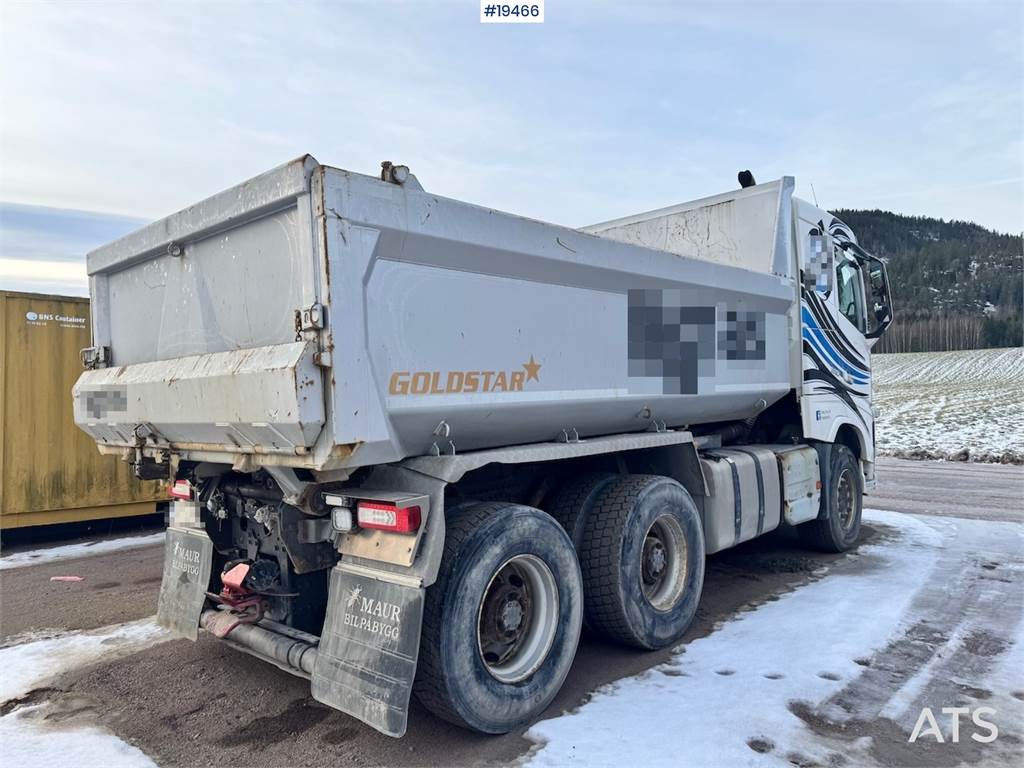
868;457;1023;522
1;458;1021;767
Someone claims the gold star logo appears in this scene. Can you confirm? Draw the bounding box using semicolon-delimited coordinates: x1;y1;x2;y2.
522;355;542;382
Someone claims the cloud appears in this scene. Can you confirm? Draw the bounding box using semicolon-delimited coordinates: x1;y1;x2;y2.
0;202;144;295
0;0;1020;242
0;257;89;296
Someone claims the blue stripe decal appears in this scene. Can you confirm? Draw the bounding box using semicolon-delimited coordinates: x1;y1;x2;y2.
802;329;870;385
801;307;869;372
802;323;870;380
801;308;870;382
802;328;870;385
802;305;868;374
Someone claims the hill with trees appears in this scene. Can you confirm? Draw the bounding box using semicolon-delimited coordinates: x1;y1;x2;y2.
834;210;1022;352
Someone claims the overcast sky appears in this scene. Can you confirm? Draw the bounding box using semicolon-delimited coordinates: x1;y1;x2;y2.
1;0;1021;296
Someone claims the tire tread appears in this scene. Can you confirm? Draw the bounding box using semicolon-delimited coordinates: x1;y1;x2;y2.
547;472;616;547
579;474;662;646
798;445;862;553
413;501;506;727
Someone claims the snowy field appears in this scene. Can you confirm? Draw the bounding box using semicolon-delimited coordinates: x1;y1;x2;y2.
873;347;1024;463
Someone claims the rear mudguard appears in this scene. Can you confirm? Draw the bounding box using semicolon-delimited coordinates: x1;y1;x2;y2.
312;566;424;737
156;526;214;640
155;525;425;737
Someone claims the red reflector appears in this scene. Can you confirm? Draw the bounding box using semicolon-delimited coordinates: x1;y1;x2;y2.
357;501;421;533
168;479;192;500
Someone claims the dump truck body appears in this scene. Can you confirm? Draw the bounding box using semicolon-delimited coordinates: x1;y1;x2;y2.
74;157;892;737
76;157;804;471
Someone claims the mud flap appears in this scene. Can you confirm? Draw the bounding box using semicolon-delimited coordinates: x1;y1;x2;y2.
312;565;424;738
156;526;214;640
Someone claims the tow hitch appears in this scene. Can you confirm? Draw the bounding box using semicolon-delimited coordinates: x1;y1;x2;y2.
197;557;320;677
203;561;268;637
203;559;299;638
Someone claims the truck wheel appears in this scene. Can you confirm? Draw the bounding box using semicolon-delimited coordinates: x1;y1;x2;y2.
413;502;583;734
799;445;863;552
547;472;616;634
547;472;617;552
579;475;705;650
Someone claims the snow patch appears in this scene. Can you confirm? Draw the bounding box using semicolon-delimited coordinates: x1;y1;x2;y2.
525;510;1018;767
0;618;170;702
0;706;157;768
0;532;165;571
0;619;170;768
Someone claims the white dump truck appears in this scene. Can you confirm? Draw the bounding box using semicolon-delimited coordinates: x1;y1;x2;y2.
74;157;893;737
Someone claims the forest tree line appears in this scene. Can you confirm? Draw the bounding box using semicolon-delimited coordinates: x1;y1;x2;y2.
834;209;1022;353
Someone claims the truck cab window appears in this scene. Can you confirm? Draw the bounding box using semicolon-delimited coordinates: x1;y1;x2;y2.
836;256;866;332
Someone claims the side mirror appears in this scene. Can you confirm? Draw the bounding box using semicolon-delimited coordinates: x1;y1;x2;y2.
865;262;894;339
834;239;894;340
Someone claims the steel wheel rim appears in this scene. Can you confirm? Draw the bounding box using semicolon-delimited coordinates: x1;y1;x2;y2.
641;514;688;612
836;468;856;531
477;554;559;683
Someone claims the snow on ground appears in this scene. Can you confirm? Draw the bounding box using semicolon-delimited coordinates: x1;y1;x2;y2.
0;618;169;701
0;532;165;571
873;347;1024;462
0;619;170;768
0;711;158;768
526;509;1024;767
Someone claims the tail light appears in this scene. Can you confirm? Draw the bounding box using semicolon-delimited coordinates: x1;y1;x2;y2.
168;479;193;500
356;501;421;533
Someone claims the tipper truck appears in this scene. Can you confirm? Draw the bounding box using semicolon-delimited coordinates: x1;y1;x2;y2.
73;156;893;737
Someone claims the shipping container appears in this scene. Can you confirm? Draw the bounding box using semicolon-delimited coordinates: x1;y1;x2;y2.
1;290;163;528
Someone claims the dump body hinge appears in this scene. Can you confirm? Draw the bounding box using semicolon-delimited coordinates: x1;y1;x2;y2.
295;303;331;367
295;303;326;336
557;427;582;443
80;345;110;370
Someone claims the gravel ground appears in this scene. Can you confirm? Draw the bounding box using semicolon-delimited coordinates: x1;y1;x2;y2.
0;458;1021;767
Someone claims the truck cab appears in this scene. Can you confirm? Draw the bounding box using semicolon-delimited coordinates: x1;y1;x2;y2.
793;198;893;487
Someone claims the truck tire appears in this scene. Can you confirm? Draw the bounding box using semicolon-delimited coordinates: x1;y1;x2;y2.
413;502;583;734
547;472;617;633
547;472;617;552
798;444;863;552
579;475;705;650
